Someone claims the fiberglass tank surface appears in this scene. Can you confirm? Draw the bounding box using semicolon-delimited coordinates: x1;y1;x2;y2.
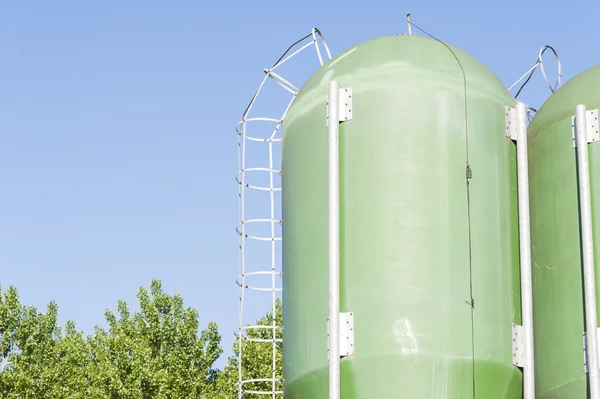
281;35;523;398
528;64;600;398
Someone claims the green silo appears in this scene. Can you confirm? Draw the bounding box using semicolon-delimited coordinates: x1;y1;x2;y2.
281;35;523;398
528;65;600;398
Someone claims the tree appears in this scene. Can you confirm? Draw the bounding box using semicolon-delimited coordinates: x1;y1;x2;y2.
213;299;283;399
86;279;223;398
0;280;284;398
0;283;88;398
0;284;21;378
0;280;224;399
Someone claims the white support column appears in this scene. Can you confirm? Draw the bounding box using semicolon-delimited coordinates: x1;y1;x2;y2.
515;101;535;399
327;80;341;399
575;103;600;399
506;102;536;398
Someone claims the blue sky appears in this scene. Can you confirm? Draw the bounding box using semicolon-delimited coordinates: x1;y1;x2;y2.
1;1;598;367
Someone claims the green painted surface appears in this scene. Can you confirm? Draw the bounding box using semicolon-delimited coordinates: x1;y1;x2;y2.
281;35;522;398
528;64;600;398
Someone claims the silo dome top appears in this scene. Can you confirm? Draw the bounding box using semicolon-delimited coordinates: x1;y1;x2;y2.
529;65;600;139
287;34;512;124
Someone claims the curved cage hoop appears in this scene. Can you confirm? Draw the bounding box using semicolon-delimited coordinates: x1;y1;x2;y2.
235;324;284;343
236;270;283;292
236;168;282;193
236;378;284;396
509;44;562;101
236;27;332;399
237;118;284;143
236;219;282;242
235;324;283;335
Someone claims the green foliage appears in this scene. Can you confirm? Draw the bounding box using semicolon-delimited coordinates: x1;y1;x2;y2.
0;281;282;398
0;284;79;398
86;280;223;398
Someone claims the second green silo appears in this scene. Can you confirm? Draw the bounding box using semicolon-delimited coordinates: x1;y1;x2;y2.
281;35;523;398
528;65;600;398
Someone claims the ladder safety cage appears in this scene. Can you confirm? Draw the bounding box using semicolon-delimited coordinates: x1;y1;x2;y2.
235;28;332;398
508;44;562;100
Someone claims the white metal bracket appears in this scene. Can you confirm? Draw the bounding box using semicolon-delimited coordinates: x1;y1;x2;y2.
326;88;353;126
572;109;600;147
583;328;600;373
327;312;355;359
506;106;517;141
512;323;526;368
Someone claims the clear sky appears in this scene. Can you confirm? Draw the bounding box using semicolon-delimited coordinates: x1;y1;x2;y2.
1;1;598;368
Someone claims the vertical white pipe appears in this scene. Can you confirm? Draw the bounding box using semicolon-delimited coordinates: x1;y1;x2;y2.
516;101;535;399
407;13;412;35
576;103;600;398
328;80;341;399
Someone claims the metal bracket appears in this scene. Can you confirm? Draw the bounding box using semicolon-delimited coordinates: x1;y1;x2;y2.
583;328;600;373
327;312;355;359
512;323;525;367
326;88;353;126
506;106;517;141
572;109;600;147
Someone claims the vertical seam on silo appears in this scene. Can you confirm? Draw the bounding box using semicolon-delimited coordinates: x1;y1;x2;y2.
456;56;476;399
453;57;476;399
406;22;477;396
426;33;476;399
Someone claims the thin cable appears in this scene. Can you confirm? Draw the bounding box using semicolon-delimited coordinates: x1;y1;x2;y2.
271;33;313;69
514;65;537;99
409;23;469;159
410;21;477;398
